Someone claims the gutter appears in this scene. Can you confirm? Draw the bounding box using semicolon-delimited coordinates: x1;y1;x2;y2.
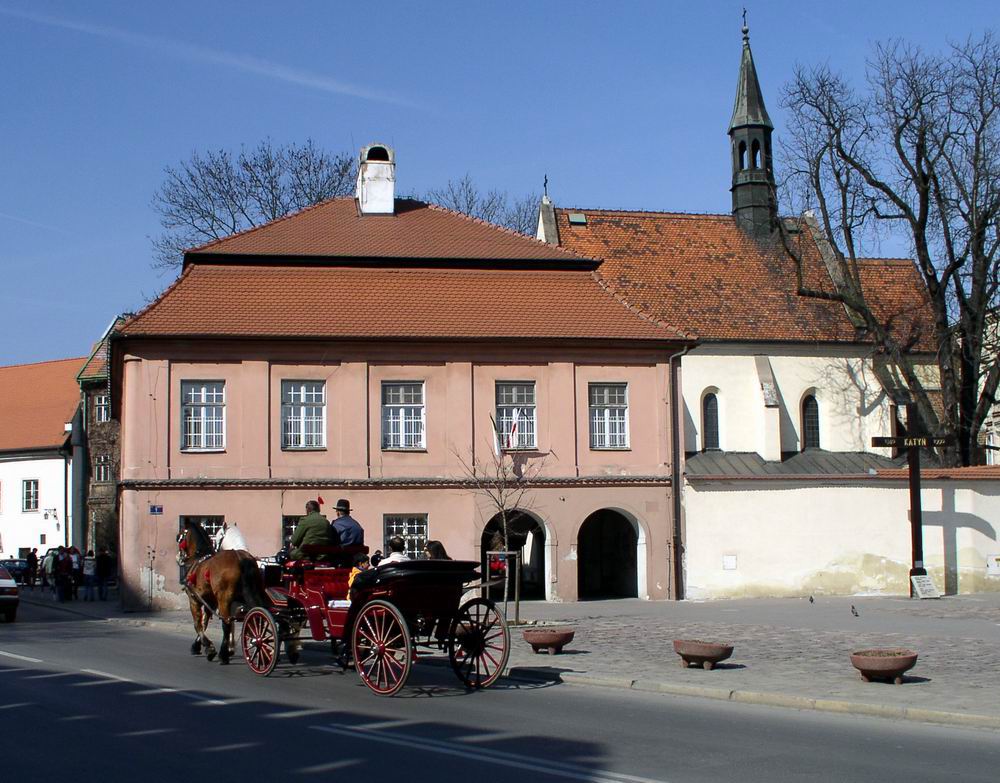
668;344;691;600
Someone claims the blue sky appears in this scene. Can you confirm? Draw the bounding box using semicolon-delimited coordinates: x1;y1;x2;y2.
0;1;995;365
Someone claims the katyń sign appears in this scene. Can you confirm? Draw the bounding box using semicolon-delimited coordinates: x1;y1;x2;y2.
871;435;953;449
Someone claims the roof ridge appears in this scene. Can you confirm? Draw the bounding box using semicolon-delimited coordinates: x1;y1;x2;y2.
590;270;697;341
557;207;735;219
857;257;915;265
185;196;351;255
422;201;595;261
0;356;87;371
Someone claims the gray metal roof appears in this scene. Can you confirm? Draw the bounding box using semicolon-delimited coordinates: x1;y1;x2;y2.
685;449;902;478
728;30;773;132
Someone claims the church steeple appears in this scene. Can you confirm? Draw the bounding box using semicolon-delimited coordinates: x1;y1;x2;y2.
729;18;776;237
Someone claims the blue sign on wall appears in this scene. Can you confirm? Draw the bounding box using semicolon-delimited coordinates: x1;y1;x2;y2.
149;504;163;515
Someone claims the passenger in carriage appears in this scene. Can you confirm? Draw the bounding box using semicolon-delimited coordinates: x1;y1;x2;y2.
348;552;370;589
330;498;365;546
378;536;410;566
289;500;334;560
423;540;451;560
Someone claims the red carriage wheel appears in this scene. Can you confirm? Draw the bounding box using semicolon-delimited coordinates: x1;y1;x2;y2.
352;600;412;696
448;598;510;689
242;607;279;676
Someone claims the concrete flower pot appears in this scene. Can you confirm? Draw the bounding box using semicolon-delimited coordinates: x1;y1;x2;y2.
850;648;918;685
673;639;734;670
523;627;575;655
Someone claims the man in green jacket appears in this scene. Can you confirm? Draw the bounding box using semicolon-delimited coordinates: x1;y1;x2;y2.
289;500;334;560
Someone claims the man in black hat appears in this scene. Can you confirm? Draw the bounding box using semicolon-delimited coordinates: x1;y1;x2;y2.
331;498;364;547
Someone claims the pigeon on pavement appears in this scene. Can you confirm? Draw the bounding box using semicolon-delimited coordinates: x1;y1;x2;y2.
809;595;814;604
851;604;859;617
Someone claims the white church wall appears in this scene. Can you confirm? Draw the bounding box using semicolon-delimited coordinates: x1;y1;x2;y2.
685;479;1000;599
0;455;71;557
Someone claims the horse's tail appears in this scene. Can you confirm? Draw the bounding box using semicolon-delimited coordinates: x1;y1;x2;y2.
238;557;270;610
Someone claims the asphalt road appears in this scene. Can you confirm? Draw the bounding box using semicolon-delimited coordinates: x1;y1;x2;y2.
2;601;999;783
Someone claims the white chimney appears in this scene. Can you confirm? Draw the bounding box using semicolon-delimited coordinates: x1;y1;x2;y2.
356;143;396;215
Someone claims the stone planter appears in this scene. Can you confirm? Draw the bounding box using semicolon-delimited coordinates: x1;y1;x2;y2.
673;639;734;670
523;627;575;655
850;648;918;685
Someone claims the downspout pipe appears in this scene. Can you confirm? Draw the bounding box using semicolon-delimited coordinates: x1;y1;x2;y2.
70;405;87;551
668;345;691;600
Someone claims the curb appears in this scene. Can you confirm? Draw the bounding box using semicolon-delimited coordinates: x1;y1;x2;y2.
20;595;190;631
506;666;1000;731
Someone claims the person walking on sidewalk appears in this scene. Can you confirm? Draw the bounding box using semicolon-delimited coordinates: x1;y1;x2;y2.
69;546;82;600
55;547;73;602
82;550;97;601
96;547;113;601
43;549;56;595
25;548;38;589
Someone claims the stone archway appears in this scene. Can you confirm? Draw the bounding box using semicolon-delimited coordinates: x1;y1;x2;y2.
481;510;547;601
577;509;639;599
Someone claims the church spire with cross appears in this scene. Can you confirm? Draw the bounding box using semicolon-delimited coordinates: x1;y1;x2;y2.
729;13;776;237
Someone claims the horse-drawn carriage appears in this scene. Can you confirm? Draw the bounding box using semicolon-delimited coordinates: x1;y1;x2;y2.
241;545;511;696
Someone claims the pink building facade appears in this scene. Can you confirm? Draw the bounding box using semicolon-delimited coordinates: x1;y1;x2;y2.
114;146;691;608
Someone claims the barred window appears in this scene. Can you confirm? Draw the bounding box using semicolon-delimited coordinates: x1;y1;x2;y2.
383;514;428;559
702;393;720;451
281;381;326;449
381;382;425;449
94;395;110;423
181;381;226;451
94;455;112;483
496;382;536;449
22;479;38;512
589;383;629;449
802;395;820;450
281;515;299;546
178;516;224;579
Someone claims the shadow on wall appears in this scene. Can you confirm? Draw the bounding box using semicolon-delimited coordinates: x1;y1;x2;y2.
924;485;998;595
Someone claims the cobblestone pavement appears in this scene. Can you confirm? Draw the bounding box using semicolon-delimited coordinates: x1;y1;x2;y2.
508;594;1000;718
23;590;1000;720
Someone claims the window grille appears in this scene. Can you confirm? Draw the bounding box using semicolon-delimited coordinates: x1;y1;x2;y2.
802;395;820;449
181;381;225;451
22;479;38;512
383;514;428;559
281;380;326;449
381;382;425;449
94;455;112;483
496;382;536;449
702;393;720;451
281;515;299;546
94;395;110;423
589;383;629;449
178;516;224;579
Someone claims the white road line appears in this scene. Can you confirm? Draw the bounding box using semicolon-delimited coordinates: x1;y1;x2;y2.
266;708;334;719
80;668;133;682
24;672;76;680
0;667;32;673
310;725;671;783
201;742;258;752
0;650;42;663
0;702;32;710
355;718;418;730
59;715;97;721
296;759;363;774
119;728;177;737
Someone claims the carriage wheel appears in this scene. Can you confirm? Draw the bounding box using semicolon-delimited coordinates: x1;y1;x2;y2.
352;600;412;696
242;607;279;676
448;598;510;689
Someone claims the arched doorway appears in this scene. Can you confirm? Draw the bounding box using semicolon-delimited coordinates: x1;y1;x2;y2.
481;511;546;601
578;509;638;599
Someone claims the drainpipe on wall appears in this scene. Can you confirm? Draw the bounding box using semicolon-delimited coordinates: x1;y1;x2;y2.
668;345;691;600
70;406;87;551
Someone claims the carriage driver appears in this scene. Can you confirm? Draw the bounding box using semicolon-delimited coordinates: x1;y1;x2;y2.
331;498;364;546
289;500;334;560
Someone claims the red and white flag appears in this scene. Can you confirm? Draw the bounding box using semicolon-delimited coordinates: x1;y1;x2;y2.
506;408;520;450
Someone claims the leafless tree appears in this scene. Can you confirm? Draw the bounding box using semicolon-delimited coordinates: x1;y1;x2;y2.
779;33;1000;465
150;139;356;269
425;173;539;236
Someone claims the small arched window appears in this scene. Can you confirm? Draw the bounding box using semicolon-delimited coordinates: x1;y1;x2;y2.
802;395;820;450
751;139;761;169
702;393;720;451
366;146;390;162
738;141;747;171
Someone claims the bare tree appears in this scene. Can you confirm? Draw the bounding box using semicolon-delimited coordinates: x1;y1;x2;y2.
779;33;1000;465
151;139;356;269
425;173;539;235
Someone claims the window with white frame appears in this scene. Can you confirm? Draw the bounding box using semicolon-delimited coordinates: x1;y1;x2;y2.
94;394;110;423
22;479;38;512
281;380;326;449
383;514;428;559
181;381;226;451
496;382;537;449
589;383;629;449
94;455;112;483
381;382;425;449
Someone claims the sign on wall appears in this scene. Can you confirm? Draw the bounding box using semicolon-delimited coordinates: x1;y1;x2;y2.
149;504;163;515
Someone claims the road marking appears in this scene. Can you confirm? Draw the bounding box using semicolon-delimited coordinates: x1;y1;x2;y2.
0;667;32;673
311;725;671;783
59;715;97;721
201;742;258;752
266;708;333;719
296;759;363;774
80;668;133;682
355;718;417;730
119;728;177;737
25;672;75;679
0;650;42;663
0;702;32;710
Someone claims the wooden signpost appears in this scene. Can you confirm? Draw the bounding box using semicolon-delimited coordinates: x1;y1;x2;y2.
872;404;954;599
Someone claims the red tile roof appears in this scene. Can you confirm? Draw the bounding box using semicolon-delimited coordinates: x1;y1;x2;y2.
77;317;127;382
0;358;83;452
187;198;589;264
121;265;691;342
554;209;934;346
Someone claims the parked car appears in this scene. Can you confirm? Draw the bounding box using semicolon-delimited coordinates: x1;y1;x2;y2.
0;566;18;622
0;558;28;585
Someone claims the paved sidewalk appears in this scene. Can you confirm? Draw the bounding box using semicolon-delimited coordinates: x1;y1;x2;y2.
22;590;1000;729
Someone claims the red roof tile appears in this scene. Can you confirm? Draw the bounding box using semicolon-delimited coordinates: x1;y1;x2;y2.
121;265;690;342
555;209;934;346
0;358;83;452
187;198;589;264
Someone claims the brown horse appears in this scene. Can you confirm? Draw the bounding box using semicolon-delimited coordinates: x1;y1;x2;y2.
175;520;268;664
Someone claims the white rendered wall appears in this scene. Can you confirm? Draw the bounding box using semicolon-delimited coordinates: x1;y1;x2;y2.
0;455;71;557
681;345;895;456
685;479;1000;598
